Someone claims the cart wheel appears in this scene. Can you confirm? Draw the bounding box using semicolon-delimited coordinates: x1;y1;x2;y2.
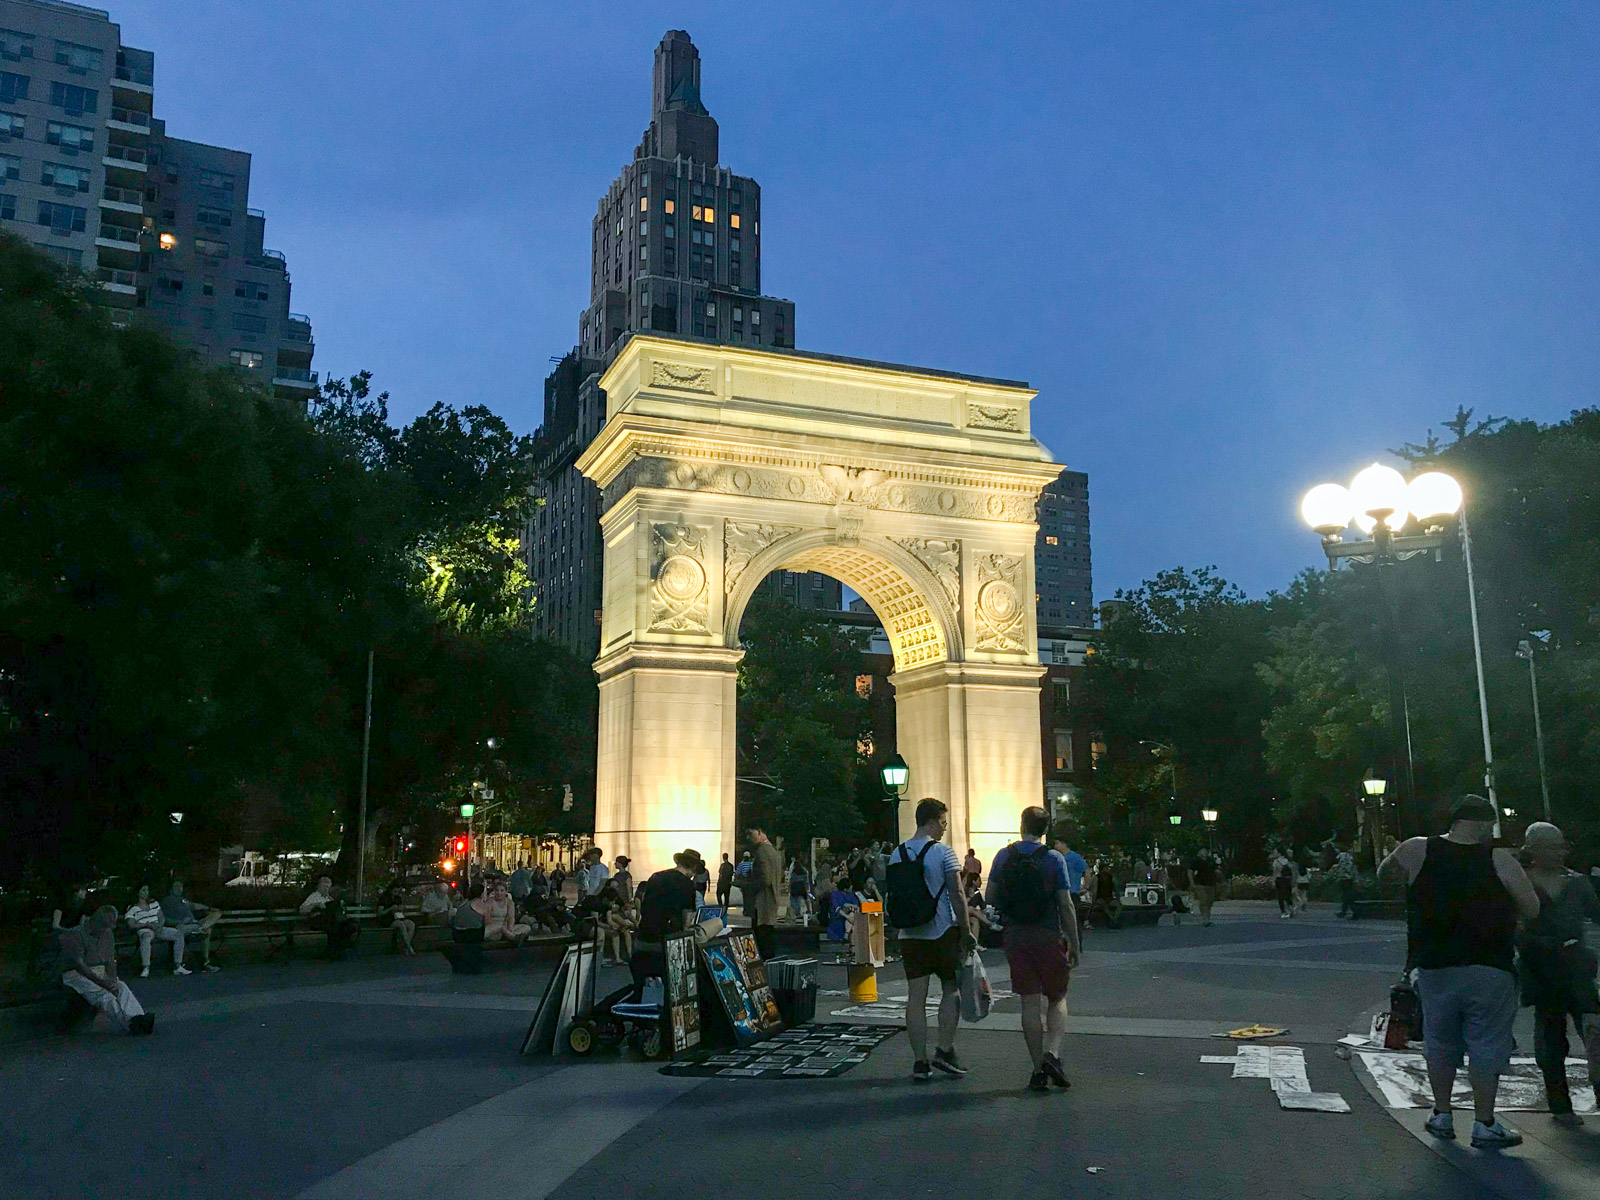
566;1021;595;1056
641;1028;663;1060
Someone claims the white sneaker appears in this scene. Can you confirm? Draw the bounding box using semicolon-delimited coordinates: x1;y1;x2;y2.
1471;1120;1523;1149
1424;1110;1455;1140
173;965;192;976
139;967;150;978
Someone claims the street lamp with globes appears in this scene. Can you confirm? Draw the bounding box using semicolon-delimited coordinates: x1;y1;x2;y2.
1301;464;1501;832
1200;808;1218;855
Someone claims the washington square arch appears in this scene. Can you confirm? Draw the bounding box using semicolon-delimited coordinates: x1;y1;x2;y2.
576;334;1066;875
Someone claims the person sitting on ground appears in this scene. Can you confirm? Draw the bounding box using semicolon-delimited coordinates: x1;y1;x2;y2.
477;877;532;946
377;880;417;956
60;905;154;1035
420;882;453;926
159;880;222;972
299;876;360;961
788;859;812;924
1517;821;1600;1128
824;874;861;942
125;884;188;977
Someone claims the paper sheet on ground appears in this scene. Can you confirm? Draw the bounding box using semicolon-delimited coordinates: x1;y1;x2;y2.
1356;1051;1597;1113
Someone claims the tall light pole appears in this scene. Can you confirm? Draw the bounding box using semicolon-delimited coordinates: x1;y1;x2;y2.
1362;773;1387;868
1200;808;1218;856
1516;636;1552;822
356;649;374;904
1301;466;1500;832
1140;740;1179;858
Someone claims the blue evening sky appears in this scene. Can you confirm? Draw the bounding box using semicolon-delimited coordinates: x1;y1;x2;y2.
112;2;1600;601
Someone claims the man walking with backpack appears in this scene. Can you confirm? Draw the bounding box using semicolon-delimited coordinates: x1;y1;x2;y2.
989;807;1080;1091
886;798;973;1082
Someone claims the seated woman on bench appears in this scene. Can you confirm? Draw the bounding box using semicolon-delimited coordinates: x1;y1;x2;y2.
479;877;531;946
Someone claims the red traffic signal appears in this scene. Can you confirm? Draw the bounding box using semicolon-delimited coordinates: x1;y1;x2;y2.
454;836;467;855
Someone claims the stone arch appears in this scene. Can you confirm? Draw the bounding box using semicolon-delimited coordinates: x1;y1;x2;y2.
721;529;963;672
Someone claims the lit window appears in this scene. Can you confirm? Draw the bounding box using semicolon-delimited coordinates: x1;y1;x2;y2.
691;205;703;222
1054;731;1073;772
857;735;874;757
855;674;873;698
228;349;264;369
730;213;740;229
704;206;715;223
1045;536;1058;545
639;196;648;212
664;199;674;214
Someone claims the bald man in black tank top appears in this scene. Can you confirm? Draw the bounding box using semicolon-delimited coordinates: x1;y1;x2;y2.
1379;795;1540;1150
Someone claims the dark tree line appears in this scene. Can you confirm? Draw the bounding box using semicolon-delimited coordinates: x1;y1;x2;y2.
0;235;593;893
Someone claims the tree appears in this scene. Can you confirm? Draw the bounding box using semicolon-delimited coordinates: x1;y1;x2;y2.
736;595;872;851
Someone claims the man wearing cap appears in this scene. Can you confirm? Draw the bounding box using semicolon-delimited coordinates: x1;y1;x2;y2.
1380;795;1540;1149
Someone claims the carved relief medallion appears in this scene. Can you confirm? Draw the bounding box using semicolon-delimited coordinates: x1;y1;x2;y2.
650;523;711;633
974;552;1026;652
894;537;961;610
650;361;715;394
724;521;801;595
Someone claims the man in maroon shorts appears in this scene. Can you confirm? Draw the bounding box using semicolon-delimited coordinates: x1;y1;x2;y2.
986;806;1081;1091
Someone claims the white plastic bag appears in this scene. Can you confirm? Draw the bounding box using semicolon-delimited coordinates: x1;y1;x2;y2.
959;948;992;1022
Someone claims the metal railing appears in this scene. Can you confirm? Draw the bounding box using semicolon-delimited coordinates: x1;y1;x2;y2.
273;367;318;384
96;223;140;244
114;66;153;86
104;144;147;164
101;184;142;205
96;267;137;287
109;106;149;127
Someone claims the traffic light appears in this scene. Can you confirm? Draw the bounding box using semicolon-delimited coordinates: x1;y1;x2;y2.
454;836;467;856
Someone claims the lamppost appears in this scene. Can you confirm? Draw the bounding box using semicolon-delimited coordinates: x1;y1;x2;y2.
1361;773;1387;868
1515;635;1552;822
1301;465;1500;831
1200;808;1218;856
880;753;909;802
1140;740;1179;858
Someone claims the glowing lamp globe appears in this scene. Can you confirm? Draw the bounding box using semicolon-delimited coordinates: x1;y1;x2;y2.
1201;808;1218;823
880;753;909;796
1349;463;1410;533
1407;471;1463;525
1300;483;1355;535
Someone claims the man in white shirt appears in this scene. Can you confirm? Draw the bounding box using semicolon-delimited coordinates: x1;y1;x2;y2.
891;798;973;1082
578;847;610;897
125;884;188;977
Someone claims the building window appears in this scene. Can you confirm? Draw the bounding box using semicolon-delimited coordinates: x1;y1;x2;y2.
0;152;16;181
35;200;85;233
196;207;232;228
730;213;741;229
194;237;229;258
46;120;93;154
855;674;873;698
197;170;234;191
0;192;14;221
639;245;647;261
1054;731;1073;772
1045;535;1058;545
663;198;674;214
639;196;648;212
705;302;715;317
663;222;675;239
48;82;97;117
201;281;214;296
732;306;742;323
53;41;103;74
229;349;264;369
0;112;24;139
1053;678;1071;707
42;161;91;192
233;281;269;301
0;72;25;104
0;29;36;61
638;220;647;236
750;310;760;325
158;232;176;250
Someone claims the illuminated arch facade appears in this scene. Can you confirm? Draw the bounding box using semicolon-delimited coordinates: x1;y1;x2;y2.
577;335;1064;874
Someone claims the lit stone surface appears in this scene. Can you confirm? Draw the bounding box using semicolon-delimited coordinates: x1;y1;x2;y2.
578;336;1066;874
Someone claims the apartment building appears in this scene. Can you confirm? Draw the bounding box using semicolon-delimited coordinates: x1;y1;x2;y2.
0;0;314;402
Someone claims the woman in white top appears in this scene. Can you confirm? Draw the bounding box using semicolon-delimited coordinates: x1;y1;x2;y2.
125;884;188;977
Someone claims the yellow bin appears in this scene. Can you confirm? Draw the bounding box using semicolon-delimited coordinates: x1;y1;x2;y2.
847;961;877;1002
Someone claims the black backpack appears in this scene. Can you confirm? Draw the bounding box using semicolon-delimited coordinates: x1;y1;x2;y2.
996;842;1055;923
885;841;945;929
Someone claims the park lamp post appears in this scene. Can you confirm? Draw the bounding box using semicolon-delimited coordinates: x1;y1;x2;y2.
1201;807;1218;855
1361;773;1387;867
1515;636;1553;822
1301;465;1501;832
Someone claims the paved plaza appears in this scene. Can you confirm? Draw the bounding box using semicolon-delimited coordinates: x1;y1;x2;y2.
4;904;1596;1199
